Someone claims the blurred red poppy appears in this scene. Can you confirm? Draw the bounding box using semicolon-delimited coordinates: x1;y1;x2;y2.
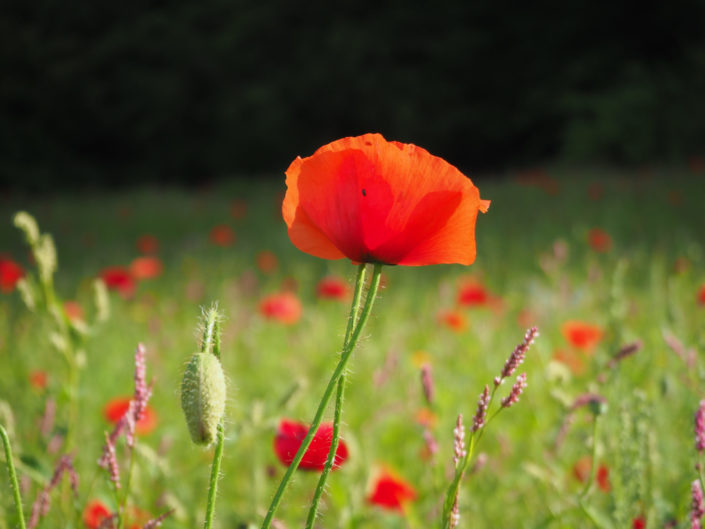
29;370;48;390
129;256;163;280
689;155;705;174
282;133;489;266
230;199;248;220
0;257;24;293
63;300;84;323
100;267;136;299
587;182;604;201
256;251;278;274
209;225;236;247
136;234;159;255
259;292;301;324
457;281;488;307
698;285;705;305
316;276;349;301
368;468;416;511
437;310;467;332
83;499;112;529
273;419;348;471
103;397;157;435
573;456;610;492
587;228;612;253
553;348;585;375
562;321;603;352
632;517;646;529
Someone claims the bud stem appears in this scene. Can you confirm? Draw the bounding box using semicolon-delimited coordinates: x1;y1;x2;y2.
1;424;27;529
261;263;383;529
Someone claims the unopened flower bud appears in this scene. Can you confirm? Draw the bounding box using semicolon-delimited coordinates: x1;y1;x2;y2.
181;352;226;445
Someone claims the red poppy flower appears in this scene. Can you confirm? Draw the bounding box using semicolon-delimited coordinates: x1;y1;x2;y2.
129;256;163;280
256;251;279;274
457;281;488;307
316;276;350;301
103;397;157;435
273;419;348;471
0;257;24;293
209;225;236;247
573;456;610;492
83;499;112;529
282;133;490;266
562;321;603;352
100;267;136;299
259;292;302;324
136;234;159;255
587;228;612;253
632;517;646;529
437;310;467;332
698;285;705;305
368;468;416;511
29;370;48;390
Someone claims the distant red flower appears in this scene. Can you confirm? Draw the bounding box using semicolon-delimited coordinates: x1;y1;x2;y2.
437;310;467;332
573;456;610;492
689;155;705;174
230;199;248;220
632;516;646;529
83;499;111;529
100;267;136;299
368;468;416;511
104;397;157;435
562;321;603;352
674;257;691;274
63;300;84;323
553;348;585;375
259;292;302;324
588;182;604;201
209;224;236;247
129;256;163;280
698;285;705;305
587;228;612;253
136;234;159;255
515;169;560;195
0;257;24;293
273;419;348;471
457;281;488;307
256;251;278;274
29;370;48;390
282;133;490;266
316;276;349;301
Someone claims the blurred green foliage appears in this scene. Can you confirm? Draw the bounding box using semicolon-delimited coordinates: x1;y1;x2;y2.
1;1;705;189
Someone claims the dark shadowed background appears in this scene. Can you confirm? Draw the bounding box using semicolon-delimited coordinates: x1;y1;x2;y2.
2;1;705;190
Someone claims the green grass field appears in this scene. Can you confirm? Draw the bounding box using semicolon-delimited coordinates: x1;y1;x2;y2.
1;169;704;528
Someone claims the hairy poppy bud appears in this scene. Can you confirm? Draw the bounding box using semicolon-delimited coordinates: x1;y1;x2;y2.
181;352;226;445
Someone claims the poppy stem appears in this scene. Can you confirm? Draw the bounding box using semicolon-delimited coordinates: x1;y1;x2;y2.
204;423;225;529
261;263;382;529
1;423;27;529
304;265;368;528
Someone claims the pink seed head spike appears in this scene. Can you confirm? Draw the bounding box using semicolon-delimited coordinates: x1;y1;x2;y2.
501;373;528;408
99;432;121;489
420;363;434;405
496;327;538;386
423;428;438;457
143;509;175;529
695;401;705;453
692;479;705;529
471;385;490;433
453;414;466;466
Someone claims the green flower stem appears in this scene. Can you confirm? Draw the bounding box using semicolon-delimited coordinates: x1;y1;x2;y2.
580;414;601;499
305;265;367;528
261;264;383;529
2;423;27;529
204;423;226;529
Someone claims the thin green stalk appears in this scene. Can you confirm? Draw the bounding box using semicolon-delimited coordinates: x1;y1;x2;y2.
305;265;367;528
580;415;601;499
261;264;383;529
204;423;226;529
1;424;27;529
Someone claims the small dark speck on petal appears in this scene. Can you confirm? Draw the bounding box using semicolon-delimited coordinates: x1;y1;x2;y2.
362;189;367;197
